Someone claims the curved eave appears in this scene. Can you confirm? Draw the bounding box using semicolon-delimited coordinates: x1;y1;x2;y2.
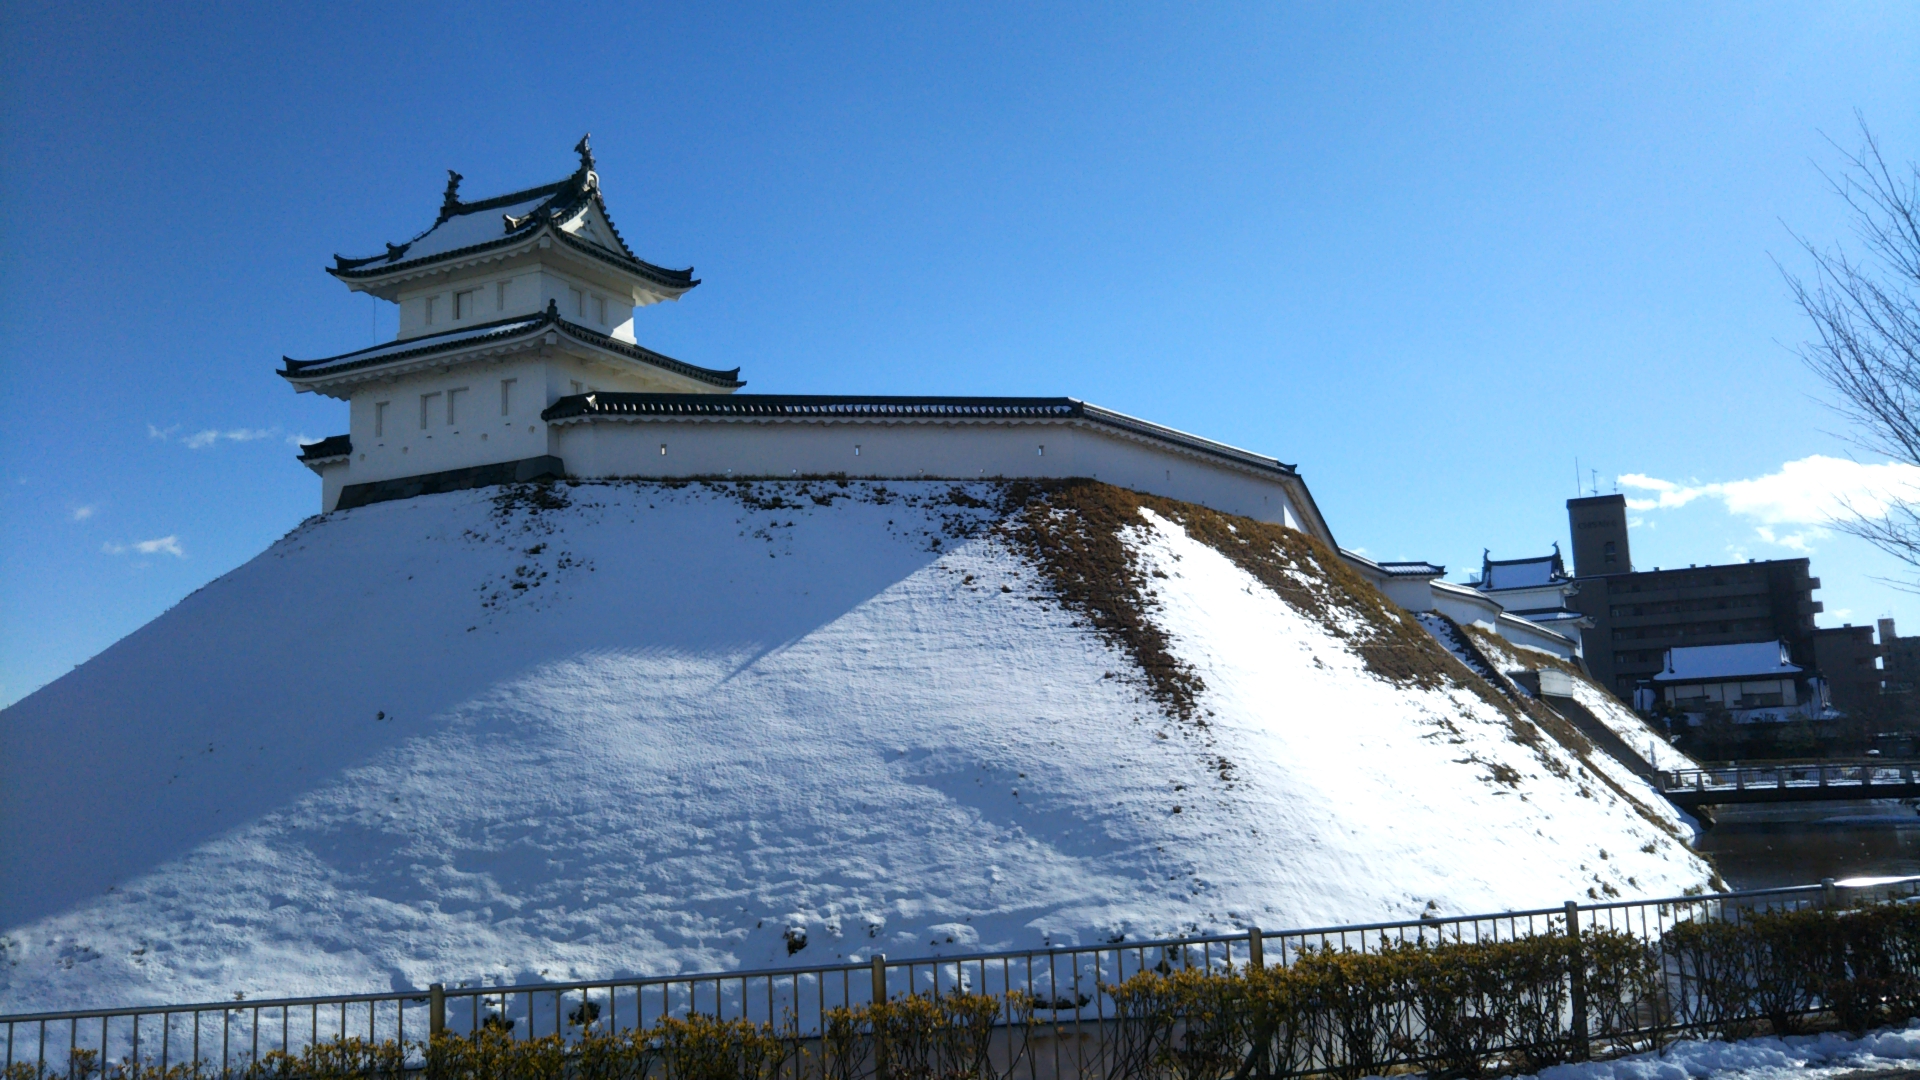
280;314;742;397
327;221;696;296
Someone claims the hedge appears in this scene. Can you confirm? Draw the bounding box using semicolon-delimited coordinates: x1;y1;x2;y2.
10;900;1917;1080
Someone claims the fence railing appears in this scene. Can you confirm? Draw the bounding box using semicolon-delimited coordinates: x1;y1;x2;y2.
4;876;1915;1078
1660;760;1920;801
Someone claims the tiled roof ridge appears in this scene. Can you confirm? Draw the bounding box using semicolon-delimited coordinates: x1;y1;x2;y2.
1376;560;1448;577
279;302;743;389
441;177;572;220
281;313;544;372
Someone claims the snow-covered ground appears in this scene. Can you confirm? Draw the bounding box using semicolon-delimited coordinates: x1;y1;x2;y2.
0;481;1714;1012
1519;1021;1920;1080
1466;628;1699;776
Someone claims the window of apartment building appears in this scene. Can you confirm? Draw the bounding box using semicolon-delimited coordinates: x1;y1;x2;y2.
374;401;389;438
446;387;467;426
455;290;476;320
420;391;441;429
570;287;586;318
423;296;437;325
500;378;516;416
1603;540;1617;565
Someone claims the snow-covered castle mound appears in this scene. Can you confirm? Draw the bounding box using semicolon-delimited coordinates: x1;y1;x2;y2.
0;479;1713;1011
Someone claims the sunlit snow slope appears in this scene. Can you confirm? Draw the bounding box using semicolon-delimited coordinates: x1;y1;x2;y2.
0;481;1714;1011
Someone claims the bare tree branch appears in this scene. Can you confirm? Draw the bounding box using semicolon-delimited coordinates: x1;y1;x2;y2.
1783;114;1920;573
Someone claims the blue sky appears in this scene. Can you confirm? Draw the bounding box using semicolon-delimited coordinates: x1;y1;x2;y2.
2;3;1917;706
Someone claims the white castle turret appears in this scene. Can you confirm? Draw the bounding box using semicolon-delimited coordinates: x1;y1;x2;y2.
284;137;739;510
285;140;1336;547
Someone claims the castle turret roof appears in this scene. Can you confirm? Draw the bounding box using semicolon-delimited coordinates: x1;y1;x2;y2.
327;136;697;298
280;301;744;394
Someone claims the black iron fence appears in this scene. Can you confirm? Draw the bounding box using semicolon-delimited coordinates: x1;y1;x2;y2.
4;876;1915;1078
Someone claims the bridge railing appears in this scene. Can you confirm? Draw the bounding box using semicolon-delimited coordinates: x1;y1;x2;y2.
1661;759;1920;794
5;877;1917;1078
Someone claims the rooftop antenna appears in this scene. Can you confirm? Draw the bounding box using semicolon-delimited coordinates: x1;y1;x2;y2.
1574;457;1581;497
1590;468;1598;497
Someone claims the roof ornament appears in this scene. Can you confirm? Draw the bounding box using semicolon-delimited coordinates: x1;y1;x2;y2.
546;297;560;317
437;170;464;223
572;133;600;195
385;242;408;261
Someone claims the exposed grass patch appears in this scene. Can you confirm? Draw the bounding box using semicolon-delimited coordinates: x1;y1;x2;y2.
998;479;1513;724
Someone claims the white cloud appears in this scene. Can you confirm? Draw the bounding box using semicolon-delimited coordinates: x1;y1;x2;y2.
289;433;323;447
103;536;185;558
1754;526;1814;553
153;425;281;450
70;505;97;522
1620;456;1920;527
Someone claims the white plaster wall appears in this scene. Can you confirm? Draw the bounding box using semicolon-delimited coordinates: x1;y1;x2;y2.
1372;576;1440;613
341;356;555;488
316;459;350;513
329;347;727;499
537;268;635;341
1431;581;1504;630
549;419;1304;530
1484;583;1574;612
1493;613;1578;662
541;349;702;400
395;271;541;339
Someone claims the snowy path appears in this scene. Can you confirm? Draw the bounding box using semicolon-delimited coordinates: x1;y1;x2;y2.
1516;1022;1920;1080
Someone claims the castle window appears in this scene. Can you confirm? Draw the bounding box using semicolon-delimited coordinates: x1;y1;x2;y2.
374;401;388;438
500;379;516;416
419;391;441;429
571;380;584;395
570;288;585;318
496;281;510;310
594;295;607;325
423;295;437;325
446;387;467;425
454;290;476;320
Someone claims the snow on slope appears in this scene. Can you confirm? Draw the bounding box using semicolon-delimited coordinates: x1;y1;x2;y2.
0;481;1713;1012
1464;628;1700;777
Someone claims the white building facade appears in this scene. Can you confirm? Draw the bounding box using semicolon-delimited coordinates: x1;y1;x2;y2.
286;141;1336;546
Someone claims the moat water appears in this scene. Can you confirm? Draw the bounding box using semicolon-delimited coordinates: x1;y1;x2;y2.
1694;798;1920;890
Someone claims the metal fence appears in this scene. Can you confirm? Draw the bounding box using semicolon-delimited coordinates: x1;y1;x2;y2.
1659;761;1920;806
5;876;1915;1078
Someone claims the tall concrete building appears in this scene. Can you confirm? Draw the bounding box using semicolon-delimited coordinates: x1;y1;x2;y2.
1569;494;1632;576
1566;496;1823;700
1813;623;1883;713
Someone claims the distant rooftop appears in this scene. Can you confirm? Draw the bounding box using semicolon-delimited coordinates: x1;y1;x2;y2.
1476;545;1570;592
1652;641;1802;683
1375;560;1446;579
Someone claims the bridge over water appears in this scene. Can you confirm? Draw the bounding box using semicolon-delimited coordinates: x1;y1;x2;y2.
1658;759;1920;808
